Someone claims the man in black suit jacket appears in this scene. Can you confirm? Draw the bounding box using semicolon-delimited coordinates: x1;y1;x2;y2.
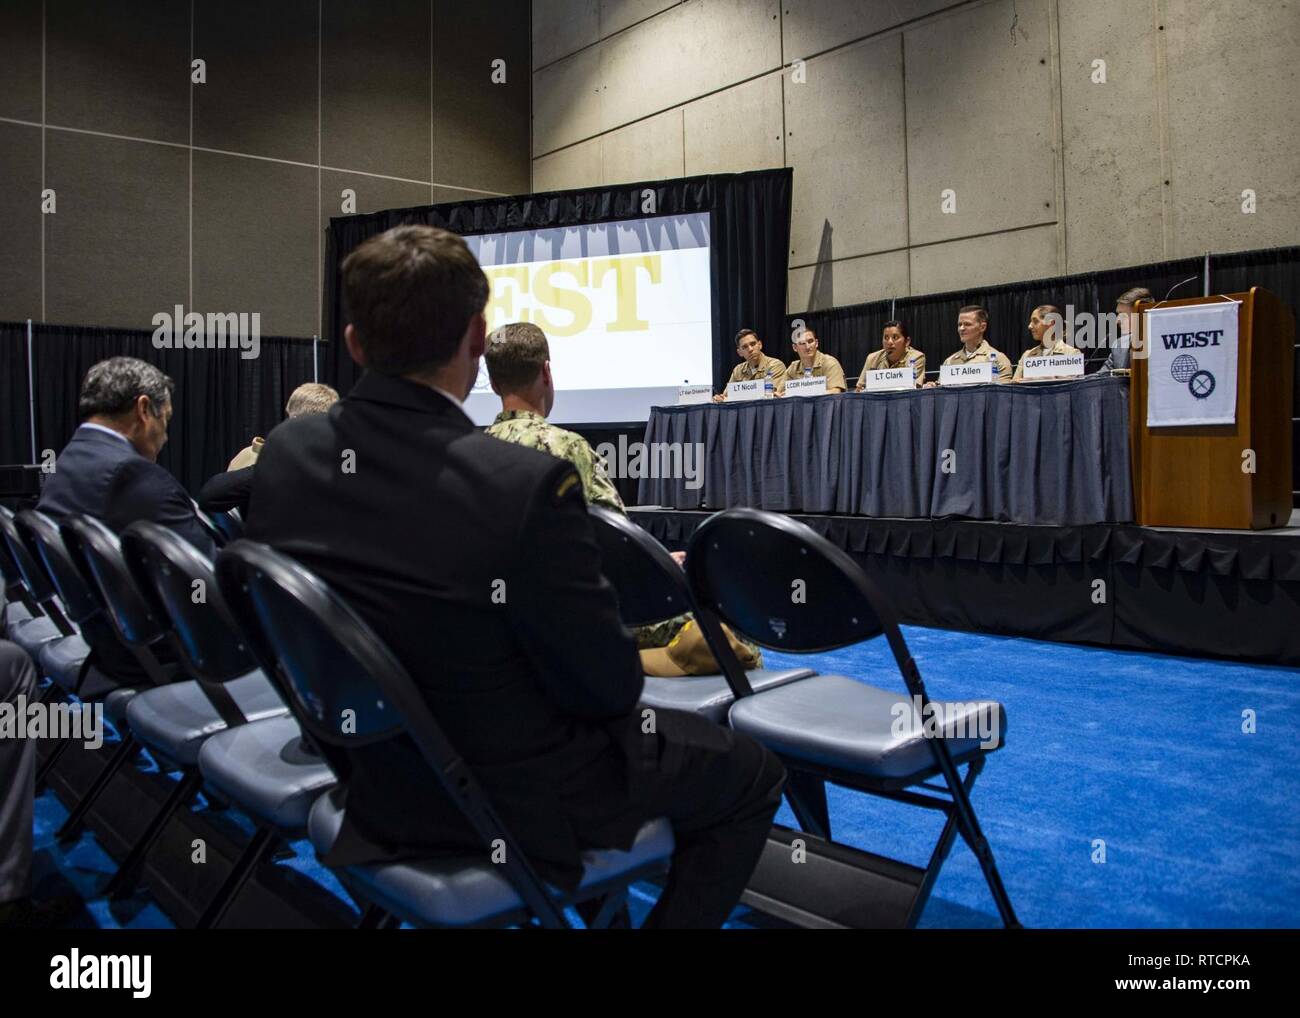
247;225;784;928
38;357;212;682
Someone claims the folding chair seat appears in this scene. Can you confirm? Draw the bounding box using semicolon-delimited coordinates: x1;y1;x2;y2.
217;538;673;929
685;508;1020;929
308;791;672;929
123;521;328;927
196;715;335;833
3;596;33;629
587;507;812;722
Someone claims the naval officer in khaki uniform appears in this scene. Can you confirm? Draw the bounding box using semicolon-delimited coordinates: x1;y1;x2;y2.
714;328;786;401
856;320;926;389
1013;304;1082;382
925;305;1012;386
784;327;846;392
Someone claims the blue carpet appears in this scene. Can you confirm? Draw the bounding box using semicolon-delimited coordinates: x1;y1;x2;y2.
32;626;1300;928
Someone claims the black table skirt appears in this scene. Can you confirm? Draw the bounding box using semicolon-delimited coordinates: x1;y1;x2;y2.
637;376;1134;525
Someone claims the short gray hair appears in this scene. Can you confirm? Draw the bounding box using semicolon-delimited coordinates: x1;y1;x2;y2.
77;357;174;419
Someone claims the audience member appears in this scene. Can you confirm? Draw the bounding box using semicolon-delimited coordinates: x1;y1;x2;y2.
246;225;785;928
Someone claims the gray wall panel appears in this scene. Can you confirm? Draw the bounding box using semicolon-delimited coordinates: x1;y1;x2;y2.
433;0;530;195
321;0;432;182
192;151;318;337
46;0;189;143
0;0;42;122
194;0;319;164
44;132;188;328
0;122;43;321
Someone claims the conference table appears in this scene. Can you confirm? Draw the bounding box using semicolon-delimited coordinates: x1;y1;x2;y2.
636;375;1134;526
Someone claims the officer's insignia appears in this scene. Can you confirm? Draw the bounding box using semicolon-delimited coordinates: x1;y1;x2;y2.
768;617;788;640
554;472;580;502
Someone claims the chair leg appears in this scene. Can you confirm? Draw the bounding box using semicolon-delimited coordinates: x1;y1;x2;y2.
585;888;632;929
104;770;203;900
194;825;278;929
357;904;393;929
944;758;1022;929
35;737;73;791
785;771;831;840
55;734;140;842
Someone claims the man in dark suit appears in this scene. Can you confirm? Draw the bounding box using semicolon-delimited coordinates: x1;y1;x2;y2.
38;356;212;682
247;225;784;928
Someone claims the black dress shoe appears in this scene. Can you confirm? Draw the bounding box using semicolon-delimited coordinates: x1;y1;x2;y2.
0;894;84;929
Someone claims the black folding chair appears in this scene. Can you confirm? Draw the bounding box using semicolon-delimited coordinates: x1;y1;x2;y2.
0;507;43;631
216;539;673;929
0;505;77;657
208;507;245;545
60;513;226;900
16;510;138;800
122;520;333;928
685;508;1020;929
587;506;813;720
16;510;124;699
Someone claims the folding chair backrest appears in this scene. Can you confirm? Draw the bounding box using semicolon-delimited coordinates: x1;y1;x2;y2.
587;506;693;625
0;505;59;605
686;508;901;658
121;521;256;683
15;509;105;626
210;509;244;544
61;514;170;648
215;539;568;926
0;507;43;613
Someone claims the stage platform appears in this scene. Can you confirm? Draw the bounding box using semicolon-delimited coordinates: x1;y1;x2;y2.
628;507;1300;667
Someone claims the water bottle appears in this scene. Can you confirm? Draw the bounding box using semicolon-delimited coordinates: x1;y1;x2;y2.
764;375;774;398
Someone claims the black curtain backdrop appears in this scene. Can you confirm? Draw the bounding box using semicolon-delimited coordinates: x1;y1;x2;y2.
1;321;31;467
5;323;316;495
320;169;796;404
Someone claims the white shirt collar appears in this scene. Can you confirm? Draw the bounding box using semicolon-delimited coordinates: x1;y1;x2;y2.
79;422;133;446
429;383;464;410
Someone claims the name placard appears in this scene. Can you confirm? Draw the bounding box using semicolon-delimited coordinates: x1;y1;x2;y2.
677;384;714;405
940;361;994;386
862;367;913;392
1021;353;1085;380
726;379;766;401
784;376;828;397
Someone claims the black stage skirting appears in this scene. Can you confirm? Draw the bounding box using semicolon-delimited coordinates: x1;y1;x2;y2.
629;507;1300;667
638;375;1134;525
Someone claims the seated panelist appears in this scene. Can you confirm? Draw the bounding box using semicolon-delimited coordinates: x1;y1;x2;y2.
1012;305;1082;382
925;305;1012;387
784;327;846;392
714;328;786;401
856;320;925;389
1097;286;1153;375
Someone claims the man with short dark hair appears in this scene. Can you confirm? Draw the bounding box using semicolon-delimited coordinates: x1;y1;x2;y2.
248;225;785;927
927;305;1012;386
714;328;786;401
39;356;212;556
784;327;847;392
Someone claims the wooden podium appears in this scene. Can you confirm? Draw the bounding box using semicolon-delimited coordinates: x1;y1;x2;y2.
1129;288;1294;529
